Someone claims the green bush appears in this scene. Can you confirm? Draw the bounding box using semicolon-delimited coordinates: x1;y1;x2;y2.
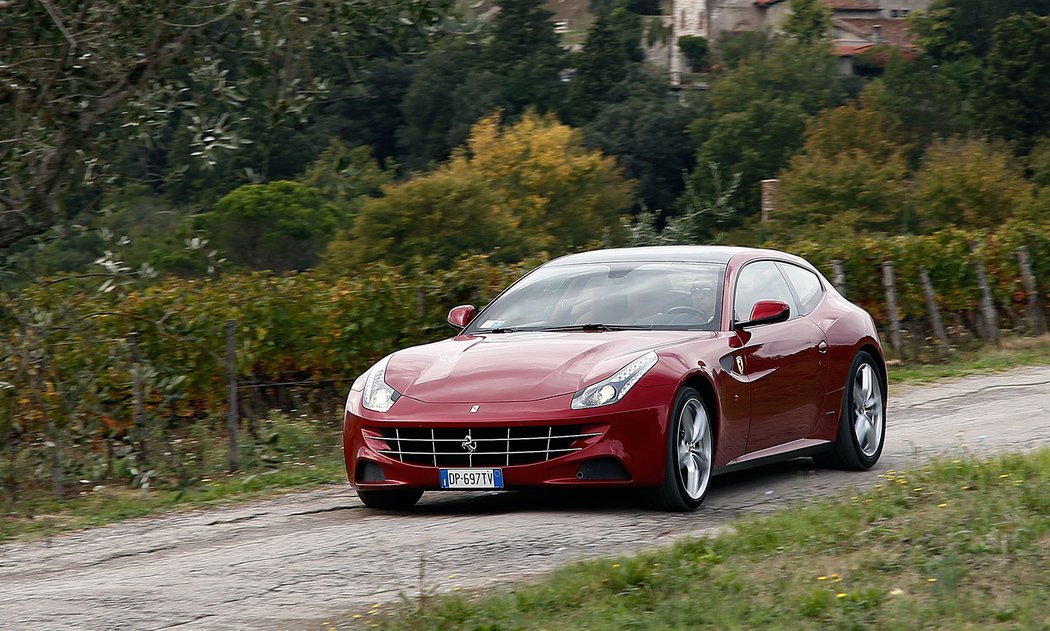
677;35;709;72
198;181;339;272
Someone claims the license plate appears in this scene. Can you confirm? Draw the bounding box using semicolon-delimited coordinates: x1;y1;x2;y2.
439;468;504;489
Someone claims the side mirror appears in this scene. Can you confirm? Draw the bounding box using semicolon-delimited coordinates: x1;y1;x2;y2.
734;300;790;329
447;304;477;329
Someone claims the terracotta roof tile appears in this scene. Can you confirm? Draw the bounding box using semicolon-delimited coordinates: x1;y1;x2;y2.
834;42;875;56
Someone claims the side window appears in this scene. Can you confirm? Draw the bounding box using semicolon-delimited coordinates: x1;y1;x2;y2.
778;263;824;316
733;261;798;322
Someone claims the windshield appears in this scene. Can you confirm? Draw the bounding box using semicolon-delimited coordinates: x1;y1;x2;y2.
464;262;726;333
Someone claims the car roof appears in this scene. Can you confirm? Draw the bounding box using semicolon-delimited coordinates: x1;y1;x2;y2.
546;245;791;267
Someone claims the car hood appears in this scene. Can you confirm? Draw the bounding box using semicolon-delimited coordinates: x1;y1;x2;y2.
385;330;711;404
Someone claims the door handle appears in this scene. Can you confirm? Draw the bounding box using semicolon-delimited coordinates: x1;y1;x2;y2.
817;340;828;354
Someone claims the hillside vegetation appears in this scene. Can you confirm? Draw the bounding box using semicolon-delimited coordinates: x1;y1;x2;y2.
3;0;1050;511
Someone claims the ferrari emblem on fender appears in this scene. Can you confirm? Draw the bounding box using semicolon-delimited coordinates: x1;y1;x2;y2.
470;404;480;413
461;433;478;453
735;355;744;374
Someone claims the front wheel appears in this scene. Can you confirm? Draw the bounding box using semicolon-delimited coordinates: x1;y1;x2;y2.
649;387;714;511
356;488;423;510
814;351;886;470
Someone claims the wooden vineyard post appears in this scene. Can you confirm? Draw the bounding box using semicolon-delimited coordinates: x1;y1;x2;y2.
226;319;239;473
1017;246;1048;336
45;419;64;499
919;267;952;358
831;260;846;295
128;332;150;463
37;354;64;498
973;258;999;346
882;261;904;359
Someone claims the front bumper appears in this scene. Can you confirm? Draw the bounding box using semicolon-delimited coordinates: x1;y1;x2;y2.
343;387;673;490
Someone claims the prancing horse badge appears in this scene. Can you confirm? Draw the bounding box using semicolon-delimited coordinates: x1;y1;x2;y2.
735;355;745;374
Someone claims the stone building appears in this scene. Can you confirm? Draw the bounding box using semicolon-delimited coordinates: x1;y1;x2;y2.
653;0;931;83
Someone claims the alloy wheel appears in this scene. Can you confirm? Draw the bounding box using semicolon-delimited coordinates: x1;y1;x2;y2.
853;363;884;457
678;397;713;500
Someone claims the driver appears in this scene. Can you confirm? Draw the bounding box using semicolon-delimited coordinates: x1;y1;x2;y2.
690;281;716;323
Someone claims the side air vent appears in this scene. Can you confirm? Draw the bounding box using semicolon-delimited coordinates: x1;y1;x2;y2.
355;460;386;483
575;458;631;481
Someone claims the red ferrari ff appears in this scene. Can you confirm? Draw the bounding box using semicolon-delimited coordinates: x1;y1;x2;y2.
343;246;887;511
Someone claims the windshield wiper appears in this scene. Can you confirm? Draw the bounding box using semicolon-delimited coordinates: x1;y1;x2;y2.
540;323;619;332
483;323;640;333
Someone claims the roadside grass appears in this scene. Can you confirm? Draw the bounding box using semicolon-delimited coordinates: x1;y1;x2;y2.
371;449;1050;630
3;336;1049;544
0;413;346;543
887;334;1050;385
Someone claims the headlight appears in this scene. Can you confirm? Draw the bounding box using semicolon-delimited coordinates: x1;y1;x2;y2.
571;351;658;409
361;355;401;413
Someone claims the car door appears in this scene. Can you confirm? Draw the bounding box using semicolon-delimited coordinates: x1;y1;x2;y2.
731;260;828;454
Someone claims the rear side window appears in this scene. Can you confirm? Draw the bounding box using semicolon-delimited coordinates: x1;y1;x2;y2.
778;263;824;316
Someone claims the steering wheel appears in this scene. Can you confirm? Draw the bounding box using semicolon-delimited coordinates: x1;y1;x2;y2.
666;305;711;322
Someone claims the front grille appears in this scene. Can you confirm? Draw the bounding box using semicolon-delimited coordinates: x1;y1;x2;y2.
372;425;601;467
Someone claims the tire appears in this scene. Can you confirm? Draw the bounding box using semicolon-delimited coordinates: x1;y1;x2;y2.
649;387;714;511
356;488;423;510
814;351;886;470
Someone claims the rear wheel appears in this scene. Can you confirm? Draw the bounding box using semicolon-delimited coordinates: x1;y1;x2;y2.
356;488;423;510
650;387;713;511
814;351;885;470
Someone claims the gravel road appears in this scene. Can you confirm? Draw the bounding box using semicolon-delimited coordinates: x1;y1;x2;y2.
2;366;1049;630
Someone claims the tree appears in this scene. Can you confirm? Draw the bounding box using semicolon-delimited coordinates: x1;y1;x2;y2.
685;39;844;219
868;55;971;162
449;111;634;254
299;141;393;220
909;0;1050;61
583;72;699;212
198;181;338;271
301;59;416;169
487;0;568;114
348;110;634;268
346;171;513;270
773;100;911;236
567;8;633;124
0;0;455;250
979;13;1050;154
715;30;775;69
398;39;504;171
908;137;1036;233
1029;135;1050;189
783;0;832;44
665;165;741;243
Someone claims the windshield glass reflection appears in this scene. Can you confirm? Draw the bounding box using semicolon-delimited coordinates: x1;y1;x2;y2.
464;262;726;333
